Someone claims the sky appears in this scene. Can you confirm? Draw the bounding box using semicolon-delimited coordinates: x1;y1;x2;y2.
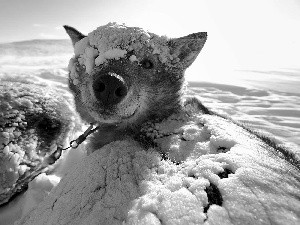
1;0;300;84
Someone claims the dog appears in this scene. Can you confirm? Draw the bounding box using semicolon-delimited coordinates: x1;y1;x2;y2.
64;22;207;153
63;22;299;170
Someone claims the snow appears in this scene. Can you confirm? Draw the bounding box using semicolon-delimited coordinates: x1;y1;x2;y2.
68;22;175;85
74;37;89;56
21;173;60;218
0;92;39;191
129;55;138;62
0;128;86;225
0;173;60;225
94;48;127;66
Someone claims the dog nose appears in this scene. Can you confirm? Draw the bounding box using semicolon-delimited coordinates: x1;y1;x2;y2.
93;73;127;105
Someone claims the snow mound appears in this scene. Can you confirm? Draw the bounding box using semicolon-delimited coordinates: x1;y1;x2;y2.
68;22;176;85
16;110;300;225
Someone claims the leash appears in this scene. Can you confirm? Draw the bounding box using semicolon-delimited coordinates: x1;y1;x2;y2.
1;123;99;164
46;123;99;165
0;123;99;186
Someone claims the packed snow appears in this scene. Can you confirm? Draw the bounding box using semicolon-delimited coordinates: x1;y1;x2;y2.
0;38;299;224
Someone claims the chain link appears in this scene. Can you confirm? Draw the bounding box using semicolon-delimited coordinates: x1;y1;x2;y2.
46;123;99;165
0;123;99;166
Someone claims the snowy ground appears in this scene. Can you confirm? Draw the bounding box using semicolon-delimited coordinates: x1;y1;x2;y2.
0;39;299;224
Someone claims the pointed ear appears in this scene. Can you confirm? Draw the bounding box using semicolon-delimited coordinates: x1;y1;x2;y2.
168;32;207;68
63;25;86;46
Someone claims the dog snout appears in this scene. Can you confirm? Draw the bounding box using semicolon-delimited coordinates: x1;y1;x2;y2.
93;73;127;106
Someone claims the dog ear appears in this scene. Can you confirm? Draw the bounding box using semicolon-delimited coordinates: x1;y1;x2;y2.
63;25;86;47
168;32;207;68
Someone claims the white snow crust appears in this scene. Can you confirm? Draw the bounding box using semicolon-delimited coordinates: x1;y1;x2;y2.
16;109;300;225
21;173;60;218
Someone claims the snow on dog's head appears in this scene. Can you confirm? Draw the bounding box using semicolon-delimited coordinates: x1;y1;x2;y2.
64;22;207;127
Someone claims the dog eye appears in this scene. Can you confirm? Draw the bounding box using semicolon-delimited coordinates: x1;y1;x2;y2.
141;59;153;69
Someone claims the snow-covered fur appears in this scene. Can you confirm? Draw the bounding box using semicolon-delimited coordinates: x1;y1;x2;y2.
0;81;77;206
64;23;207;152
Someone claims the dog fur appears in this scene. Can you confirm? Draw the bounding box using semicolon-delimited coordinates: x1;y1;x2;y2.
64;23;207;152
64;23;299;174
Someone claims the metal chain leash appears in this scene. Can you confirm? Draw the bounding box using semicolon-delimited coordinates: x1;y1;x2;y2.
1;123;99;170
46;123;99;165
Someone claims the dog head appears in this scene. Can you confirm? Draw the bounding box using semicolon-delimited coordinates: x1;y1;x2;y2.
64;22;207;127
